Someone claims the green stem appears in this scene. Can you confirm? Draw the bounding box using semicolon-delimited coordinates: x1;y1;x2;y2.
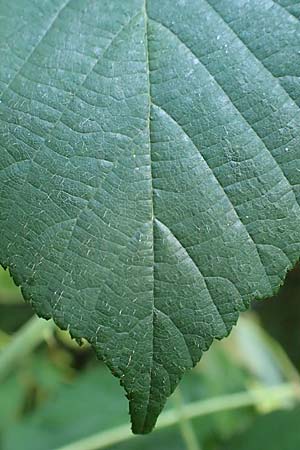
173;388;201;450
54;383;298;450
0;315;56;380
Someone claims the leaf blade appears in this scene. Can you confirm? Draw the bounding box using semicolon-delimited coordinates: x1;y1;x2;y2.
1;0;300;434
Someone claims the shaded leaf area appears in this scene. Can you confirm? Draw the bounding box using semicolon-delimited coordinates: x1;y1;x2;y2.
1;0;300;431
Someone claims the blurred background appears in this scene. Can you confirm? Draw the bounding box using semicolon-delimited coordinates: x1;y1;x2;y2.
0;265;300;450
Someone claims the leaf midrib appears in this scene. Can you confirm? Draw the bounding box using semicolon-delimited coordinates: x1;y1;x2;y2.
140;0;156;432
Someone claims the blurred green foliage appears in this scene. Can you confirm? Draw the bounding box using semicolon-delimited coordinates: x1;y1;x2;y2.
226;407;300;450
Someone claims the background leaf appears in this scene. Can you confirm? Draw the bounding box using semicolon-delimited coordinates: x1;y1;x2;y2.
225;407;300;450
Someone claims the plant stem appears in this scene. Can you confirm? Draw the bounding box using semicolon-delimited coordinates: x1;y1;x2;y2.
0;315;55;380
173;388;201;450
55;383;298;450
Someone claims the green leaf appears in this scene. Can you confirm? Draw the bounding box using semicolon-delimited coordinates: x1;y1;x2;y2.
2;367;129;450
0;0;300;433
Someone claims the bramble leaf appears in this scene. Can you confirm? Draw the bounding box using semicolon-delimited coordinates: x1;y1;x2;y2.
1;0;300;433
